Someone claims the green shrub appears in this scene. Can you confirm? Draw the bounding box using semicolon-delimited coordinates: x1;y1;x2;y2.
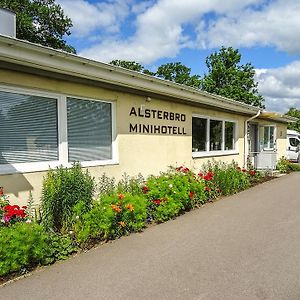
276;157;290;173
45;233;76;263
41;163;95;232
276;157;300;173
144;167;207;222
0;223;50;277
73;193;147;244
202;161;251;196
288;162;300;171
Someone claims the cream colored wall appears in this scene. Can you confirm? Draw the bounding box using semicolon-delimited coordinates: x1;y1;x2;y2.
0;69;286;205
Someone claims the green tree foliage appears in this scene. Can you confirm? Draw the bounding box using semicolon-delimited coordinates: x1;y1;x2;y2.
156;62;201;88
110;60;155;75
201;47;264;108
286;107;300;132
0;0;75;53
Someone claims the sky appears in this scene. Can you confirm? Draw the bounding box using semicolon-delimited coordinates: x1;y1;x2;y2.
57;0;300;113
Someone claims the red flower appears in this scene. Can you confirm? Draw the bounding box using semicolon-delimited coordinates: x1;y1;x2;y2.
249;170;256;176
152;199;162;205
205;186;210;192
0;187;3;195
198;172;203;177
242;168;247;172
176;166;189;173
142;186;149;193
3;204;26;220
189;191;194;199
203;171;214;181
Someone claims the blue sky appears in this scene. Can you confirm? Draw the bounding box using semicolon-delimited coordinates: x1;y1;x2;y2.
57;0;300;113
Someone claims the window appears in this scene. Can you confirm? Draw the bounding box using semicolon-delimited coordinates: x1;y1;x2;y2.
0;91;58;164
210;120;222;151
192;115;237;156
0;86;115;173
192;117;207;152
263;126;275;150
225;121;235;150
289;137;299;147
67;97;112;162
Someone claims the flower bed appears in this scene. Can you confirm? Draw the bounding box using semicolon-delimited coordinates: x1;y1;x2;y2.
0;161;273;281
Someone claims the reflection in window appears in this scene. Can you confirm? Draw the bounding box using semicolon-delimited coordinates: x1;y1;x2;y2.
192;118;207;151
210;120;222;151
225;121;235;150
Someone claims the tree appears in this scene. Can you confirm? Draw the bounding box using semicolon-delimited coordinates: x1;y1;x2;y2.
286;108;300;132
201;47;264;108
0;0;75;53
109;60;155;76
156;62;201;89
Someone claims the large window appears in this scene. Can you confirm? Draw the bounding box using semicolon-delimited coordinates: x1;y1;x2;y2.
67;97;112;162
192;115;237;156
0;87;115;173
0;91;58;164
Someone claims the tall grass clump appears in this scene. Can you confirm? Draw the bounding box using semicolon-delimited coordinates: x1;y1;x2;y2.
41;163;95;232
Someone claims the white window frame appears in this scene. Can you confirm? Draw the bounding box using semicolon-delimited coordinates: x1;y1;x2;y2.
262;125;276;151
192;114;239;158
0;85;118;175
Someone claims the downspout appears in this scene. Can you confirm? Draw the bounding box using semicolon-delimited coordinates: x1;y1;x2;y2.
244;110;261;168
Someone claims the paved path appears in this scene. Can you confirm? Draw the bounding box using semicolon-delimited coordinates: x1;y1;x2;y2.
1;173;300;300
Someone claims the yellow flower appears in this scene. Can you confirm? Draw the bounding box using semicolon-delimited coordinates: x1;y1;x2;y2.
125;203;134;212
119;221;126;228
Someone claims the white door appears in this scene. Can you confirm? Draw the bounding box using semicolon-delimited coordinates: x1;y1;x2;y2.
287;137;300;161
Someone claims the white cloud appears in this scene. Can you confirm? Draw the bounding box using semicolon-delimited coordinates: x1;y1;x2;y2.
57;0;132;37
256;62;300;113
196;0;300;54
78;0;261;64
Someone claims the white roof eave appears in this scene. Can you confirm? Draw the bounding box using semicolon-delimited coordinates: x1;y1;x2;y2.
0;35;262;116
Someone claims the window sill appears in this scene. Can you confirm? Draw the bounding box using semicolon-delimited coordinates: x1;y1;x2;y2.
192;150;239;159
0;160;119;175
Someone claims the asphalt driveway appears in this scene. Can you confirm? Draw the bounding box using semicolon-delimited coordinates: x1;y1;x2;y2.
1;172;300;300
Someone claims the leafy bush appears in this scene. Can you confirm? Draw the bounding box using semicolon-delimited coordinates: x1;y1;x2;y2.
41;163;95;232
45;233;76;263
0;223;50;277
276;157;300;173
73;193;147;244
276;157;290;173
202;161;251;195
144;167;208;222
288;162;300;171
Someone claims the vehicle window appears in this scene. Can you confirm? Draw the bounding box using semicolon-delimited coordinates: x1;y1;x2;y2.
289;138;299;147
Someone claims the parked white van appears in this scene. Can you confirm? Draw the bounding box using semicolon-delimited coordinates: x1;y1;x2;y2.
287;129;300;162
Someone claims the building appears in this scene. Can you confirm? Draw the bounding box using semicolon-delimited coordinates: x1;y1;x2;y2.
0;33;295;205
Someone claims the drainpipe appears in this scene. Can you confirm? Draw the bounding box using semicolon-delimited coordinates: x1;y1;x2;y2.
244;110;261;168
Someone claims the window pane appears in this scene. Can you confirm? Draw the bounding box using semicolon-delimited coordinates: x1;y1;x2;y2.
67;97;112;162
210;120;222;151
269;126;274;148
225;121;235;150
0;91;58;164
192;117;207;151
263;127;269;149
